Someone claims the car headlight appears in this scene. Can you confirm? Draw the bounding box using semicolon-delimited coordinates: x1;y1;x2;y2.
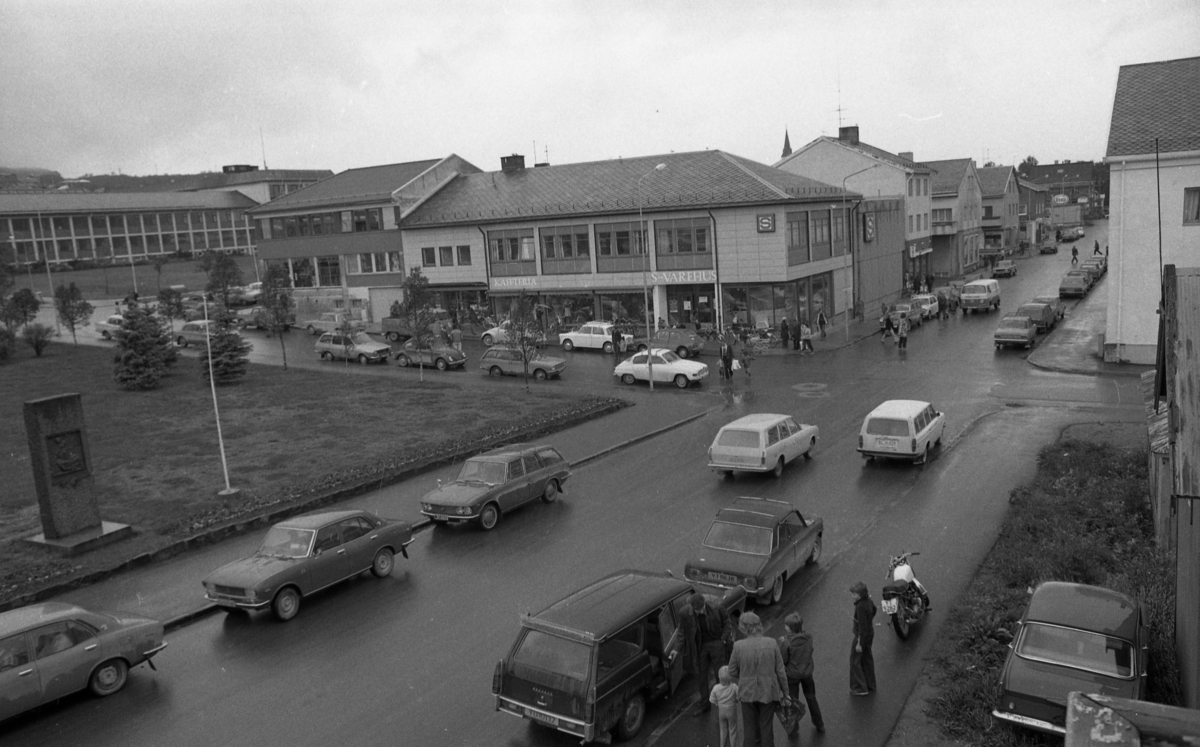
421;503;432;511
743;577;759;589
456;506;472;516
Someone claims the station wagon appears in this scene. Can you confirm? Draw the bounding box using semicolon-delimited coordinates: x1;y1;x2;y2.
858;399;945;465
708;414;818;478
420;444;571;530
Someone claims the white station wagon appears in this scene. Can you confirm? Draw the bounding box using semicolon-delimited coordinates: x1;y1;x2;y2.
708;413;819;478
858;400;945;465
558;322;633;353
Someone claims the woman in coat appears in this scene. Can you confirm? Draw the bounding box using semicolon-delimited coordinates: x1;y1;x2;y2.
727;611;789;747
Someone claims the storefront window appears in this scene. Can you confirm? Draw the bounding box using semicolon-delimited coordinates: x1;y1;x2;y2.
811;274;831;319
795;279;809;324
544;294;595;329
291;257;315;287
317;256;341;287
723;286;749;327
599;292;650;326
666;285;715;328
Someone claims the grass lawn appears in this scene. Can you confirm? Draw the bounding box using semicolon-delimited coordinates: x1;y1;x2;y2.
9;254;258;301
0;341;610;602
924;440;1181;746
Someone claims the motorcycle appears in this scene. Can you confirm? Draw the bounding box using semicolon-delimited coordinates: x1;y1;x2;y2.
881;552;929;640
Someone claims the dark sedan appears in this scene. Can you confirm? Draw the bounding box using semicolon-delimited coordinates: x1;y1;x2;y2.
683;496;822;605
202;509;414;622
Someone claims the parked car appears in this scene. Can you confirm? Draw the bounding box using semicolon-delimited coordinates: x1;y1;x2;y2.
993;260;1018;278
301;312;363;336
684;496;823;606
0;602;167;722
202;509;413;622
1079;261;1104;284
634;328;707;358
96;314;124;340
1059;273;1090;298
419;444;571;530
931;285;960;313
910;294;940;319
960;279;1002;313
992;581;1146;736
614;348;709;388
227;283;261;306
1065;269;1095;291
235;305;292;331
481;320;545;347
880;302;922;329
558;321;633;353
994;314;1036;349
1038;240;1059;254
492;570;745;743
394;339;467;371
1032;295;1066;321
175;319;234;347
381;308;453;342
707;413;818;479
1015;303;1056;333
480;346;567;380
857;399;945;465
315;331;391;364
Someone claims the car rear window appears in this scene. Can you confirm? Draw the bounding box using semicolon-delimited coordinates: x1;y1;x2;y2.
511;629;591;689
717;429;761;448
866;418;910;437
703;521;772;555
1016;623;1134;678
999;318;1029;330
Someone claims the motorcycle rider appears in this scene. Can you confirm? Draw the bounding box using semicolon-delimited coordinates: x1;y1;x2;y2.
890;555;931;611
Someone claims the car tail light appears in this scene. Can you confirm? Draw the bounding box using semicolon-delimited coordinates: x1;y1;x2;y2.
492;660;503;695
858;435;863;448
585;686;597;722
911;438;917;452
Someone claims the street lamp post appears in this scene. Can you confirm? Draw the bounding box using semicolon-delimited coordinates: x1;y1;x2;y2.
638;163;666;391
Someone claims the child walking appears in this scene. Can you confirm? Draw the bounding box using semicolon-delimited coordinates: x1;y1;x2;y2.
710;665;740;747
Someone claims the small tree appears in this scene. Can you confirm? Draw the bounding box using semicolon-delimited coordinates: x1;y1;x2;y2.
156;287;185;332
151;254;170;291
54;282;94;343
0;327;16;362
200;327;251;385
199;251;244;308
0;263;14;303
112;302;178;390
400;267;438;381
504;291;546;392
260;263;294;370
22;323;54;357
2;288;41;329
1019;155;1039;174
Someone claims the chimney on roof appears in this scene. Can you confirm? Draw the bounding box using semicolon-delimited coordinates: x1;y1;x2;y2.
838;126;859;145
501;154;526;173
898;151;914;162
534;162;549;168
222;164;259;173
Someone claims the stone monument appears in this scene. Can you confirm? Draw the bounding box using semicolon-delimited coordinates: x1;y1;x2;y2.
24;393;132;555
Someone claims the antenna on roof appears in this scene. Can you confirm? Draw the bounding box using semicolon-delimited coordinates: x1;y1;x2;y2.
260;126;269;170
836;72;846;129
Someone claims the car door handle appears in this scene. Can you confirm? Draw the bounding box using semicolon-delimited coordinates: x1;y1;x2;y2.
337;549;346;555
85;644;97;651
18;669;33;676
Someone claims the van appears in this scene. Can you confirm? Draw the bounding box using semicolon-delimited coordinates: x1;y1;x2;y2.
959;279;1001;313
493;571;745;743
858;399;946;465
707;413;819;478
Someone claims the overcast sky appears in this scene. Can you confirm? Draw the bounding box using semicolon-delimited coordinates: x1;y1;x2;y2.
2;0;1197;178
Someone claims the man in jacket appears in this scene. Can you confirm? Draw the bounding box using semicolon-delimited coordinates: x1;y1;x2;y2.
691;593;733;715
728;611;789;747
849;581;877;695
611;323;623;366
779;612;825;732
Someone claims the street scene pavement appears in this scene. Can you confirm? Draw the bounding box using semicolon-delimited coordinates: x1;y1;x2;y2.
2;223;1155;746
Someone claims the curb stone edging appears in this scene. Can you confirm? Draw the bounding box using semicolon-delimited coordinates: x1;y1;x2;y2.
0;398;628;615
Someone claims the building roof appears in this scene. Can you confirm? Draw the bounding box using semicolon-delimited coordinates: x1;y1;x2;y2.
1021;162;1097;188
923;159;974;195
1018;177;1049;192
0;190;258;216
777;136;932;174
248;159;445;213
1106;56;1200;157
402;150;852;228
207;169;333;187
976;166;1016;198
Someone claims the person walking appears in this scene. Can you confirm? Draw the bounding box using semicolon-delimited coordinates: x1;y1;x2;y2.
816;308;829;339
779;612;826;733
791;318;801;351
1094;239;1101;256
936;291;948;321
727;611;789;747
1071;246;1079;265
779;318;790;350
880;311;896;342
449;324;463;352
709;666;741;747
849;582;877;696
691;593;734;716
718;335;734;381
800;322;814;354
611;323;623;366
897;315;909;351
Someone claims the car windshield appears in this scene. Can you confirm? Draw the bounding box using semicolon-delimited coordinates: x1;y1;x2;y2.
660;351;681;362
717;429;761;448
962;285;988;295
510;629;591;690
456;459;506;485
1000;319;1029;330
1016;622;1134;678
704;521;773;555
259;527;315;558
866;418;909;437
348;333;375;345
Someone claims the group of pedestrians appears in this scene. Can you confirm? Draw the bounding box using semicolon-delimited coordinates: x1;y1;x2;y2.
688;580;878;746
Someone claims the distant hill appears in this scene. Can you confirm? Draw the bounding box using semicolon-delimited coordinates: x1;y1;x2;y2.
62;172;231;192
0;167;63;189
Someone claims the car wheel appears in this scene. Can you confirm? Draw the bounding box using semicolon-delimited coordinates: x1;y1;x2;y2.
482;334;494;346
676;346;689;358
176;336;187;347
892;612;911;640
396;354;410;367
320;351;332;360
562;339;575;351
916;444;931;465
358;354;369;365
614;693;646;741
807;535;822;565
307;325;317;335
435;358;449;371
371;548;394;578
533;368;548;380
489;366;504;377
769;574;784;605
386;332;400;342
772;457;785;478
101;330;111;340
621;373;636;385
637;343;648;352
673;374;689;389
272;587;301;622
719;470;732;480
541;479;559;504
804;437;816;458
88;658;129;696
602;341;613;353
479;503;500;531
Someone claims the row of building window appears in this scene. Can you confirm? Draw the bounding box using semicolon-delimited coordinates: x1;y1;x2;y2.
421;246;473;268
270;208;386;239
1184;187;1200;224
907;213;932;233
785;210;849;267
907;177;930;198
268;183;308;200
4;212;246;240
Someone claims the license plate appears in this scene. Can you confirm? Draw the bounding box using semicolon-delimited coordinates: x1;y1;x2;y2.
882;598;899;615
877;438;898;450
708;571;738;584
525;708;558;727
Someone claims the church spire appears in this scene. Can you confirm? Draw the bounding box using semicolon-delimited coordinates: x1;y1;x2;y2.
781;129;792;158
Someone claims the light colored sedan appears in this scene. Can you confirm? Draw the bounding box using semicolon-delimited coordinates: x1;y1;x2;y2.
614;347;709;388
0;602;167;722
96;314;124;340
315;331;390;364
481;320;545;347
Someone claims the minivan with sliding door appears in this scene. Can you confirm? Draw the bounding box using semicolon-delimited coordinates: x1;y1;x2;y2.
858;400;946;465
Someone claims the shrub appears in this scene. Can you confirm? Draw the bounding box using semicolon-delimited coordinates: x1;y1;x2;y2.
199;328;251;385
21;323;54;357
0;327;16;362
112;303;178;390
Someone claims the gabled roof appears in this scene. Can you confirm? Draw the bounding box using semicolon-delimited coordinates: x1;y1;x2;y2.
923;159;975;195
976;166;1016;198
1018;177;1049;192
0;191;257;215
211;169;333;187
1022;162;1097;187
402;150;851;228
777;136;931;174
248;158;447;213
1106;56;1200;157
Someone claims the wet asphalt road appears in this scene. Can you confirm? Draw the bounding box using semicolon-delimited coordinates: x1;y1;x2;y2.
3;225;1145;747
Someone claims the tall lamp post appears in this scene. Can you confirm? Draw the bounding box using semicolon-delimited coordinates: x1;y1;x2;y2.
638;163;666;391
842;164;882;325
